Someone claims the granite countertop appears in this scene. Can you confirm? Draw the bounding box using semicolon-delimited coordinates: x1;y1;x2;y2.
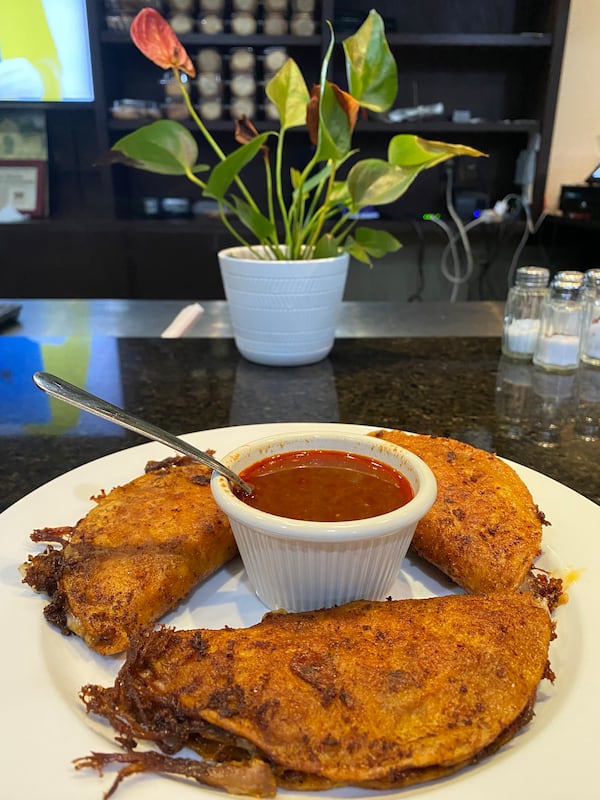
1;332;598;512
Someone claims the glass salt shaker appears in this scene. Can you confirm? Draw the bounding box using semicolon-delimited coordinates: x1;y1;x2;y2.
580;268;600;367
501;266;550;359
533;273;585;372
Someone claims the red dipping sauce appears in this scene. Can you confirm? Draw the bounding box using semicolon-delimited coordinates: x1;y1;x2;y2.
233;449;414;522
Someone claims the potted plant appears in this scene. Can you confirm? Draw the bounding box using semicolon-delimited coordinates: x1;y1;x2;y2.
109;7;483;365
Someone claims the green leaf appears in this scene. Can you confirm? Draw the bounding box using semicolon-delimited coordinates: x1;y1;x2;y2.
296;150;356;200
388;134;485;170
343;10;397;112
329;180;351;205
344;237;372;264
266;59;310;130
229;196;276;241
354;227;402;257
314;80;353;161
343;228;401;265
347;134;484;208
313;234;341;258
110;120;203;175
292;162;332;202
313;23;351;161
290;167;303;190
346;159;417;207
204;133;271;201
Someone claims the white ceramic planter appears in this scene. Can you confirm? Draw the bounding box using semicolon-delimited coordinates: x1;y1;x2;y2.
218;246;350;367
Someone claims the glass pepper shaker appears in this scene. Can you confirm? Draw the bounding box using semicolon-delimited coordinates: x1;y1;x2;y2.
501;266;550;359
533;273;585;372
580;268;600;367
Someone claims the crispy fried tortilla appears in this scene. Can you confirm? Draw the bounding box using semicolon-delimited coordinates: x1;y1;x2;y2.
371;430;547;593
21;456;237;655
78;592;554;796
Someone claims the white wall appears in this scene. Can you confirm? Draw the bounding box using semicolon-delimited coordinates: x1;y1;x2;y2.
545;0;600;209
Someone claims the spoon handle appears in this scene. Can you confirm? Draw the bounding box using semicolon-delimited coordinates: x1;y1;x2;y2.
32;371;253;494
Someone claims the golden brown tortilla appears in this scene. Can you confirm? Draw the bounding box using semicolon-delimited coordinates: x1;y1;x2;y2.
21;456;237;655
371;429;546;593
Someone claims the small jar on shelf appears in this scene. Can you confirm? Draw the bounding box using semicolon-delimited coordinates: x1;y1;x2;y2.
290;11;315;36
195;47;224;120
110;98;161;121
229;46;257;120
197;70;223;100
168;11;195;34
197;97;224;120
230;47;255;74
291;0;314;11
262;46;288;120
263;0;287;11
230;71;257;99
196;47;222;74
501;266;550;360
231;11;258;35
166;0;194;11
197;13;224;35
163;97;191;119
233;0;258;13
199;0;225;12
263;12;288;35
230;95;256;120
263;46;288;76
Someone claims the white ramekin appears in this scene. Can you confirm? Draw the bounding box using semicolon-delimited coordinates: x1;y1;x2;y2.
210;430;437;612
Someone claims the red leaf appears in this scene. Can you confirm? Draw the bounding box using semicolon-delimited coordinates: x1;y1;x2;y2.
131;8;195;77
306;86;320;146
330;84;361;131
306;84;361;147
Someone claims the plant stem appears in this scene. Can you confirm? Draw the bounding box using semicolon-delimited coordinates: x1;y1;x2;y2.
305;164;338;251
184;166;254;251
175;69;261;216
262;149;277;247
273;129;291;252
286;151;324;258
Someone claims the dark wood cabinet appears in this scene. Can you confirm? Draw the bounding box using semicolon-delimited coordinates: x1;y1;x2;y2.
76;0;569;222
1;0;571;299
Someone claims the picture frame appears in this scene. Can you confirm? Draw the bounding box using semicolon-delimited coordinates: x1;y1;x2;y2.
0;159;47;217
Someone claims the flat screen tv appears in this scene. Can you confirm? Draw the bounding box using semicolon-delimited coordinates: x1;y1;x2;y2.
0;0;95;105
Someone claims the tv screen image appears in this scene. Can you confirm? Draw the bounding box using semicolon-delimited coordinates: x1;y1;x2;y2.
0;0;95;104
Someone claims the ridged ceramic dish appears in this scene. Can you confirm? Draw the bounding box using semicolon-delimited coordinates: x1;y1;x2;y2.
210;429;437;611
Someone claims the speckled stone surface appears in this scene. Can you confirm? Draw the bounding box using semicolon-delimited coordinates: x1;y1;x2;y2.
1;335;598;513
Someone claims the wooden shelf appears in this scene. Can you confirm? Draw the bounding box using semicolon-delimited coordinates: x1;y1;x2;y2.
383;32;553;47
101;29;551;50
356;120;540;135
100;31;322;48
108;117;540;135
43;1;571;231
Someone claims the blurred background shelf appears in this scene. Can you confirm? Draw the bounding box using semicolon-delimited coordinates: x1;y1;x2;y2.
0;0;572;302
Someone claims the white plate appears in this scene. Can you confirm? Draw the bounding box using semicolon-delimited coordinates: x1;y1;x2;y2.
1;422;598;800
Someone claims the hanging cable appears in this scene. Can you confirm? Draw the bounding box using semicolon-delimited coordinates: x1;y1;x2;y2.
444;161;475;296
423;214;463;301
506;202;549;288
440;217;486;301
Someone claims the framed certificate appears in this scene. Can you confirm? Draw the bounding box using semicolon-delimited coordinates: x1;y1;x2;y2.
0;160;47;217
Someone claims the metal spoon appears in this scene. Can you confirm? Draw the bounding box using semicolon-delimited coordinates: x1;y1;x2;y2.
32;371;254;495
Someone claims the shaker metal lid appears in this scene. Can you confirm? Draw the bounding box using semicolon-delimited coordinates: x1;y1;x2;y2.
515;266;550;286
